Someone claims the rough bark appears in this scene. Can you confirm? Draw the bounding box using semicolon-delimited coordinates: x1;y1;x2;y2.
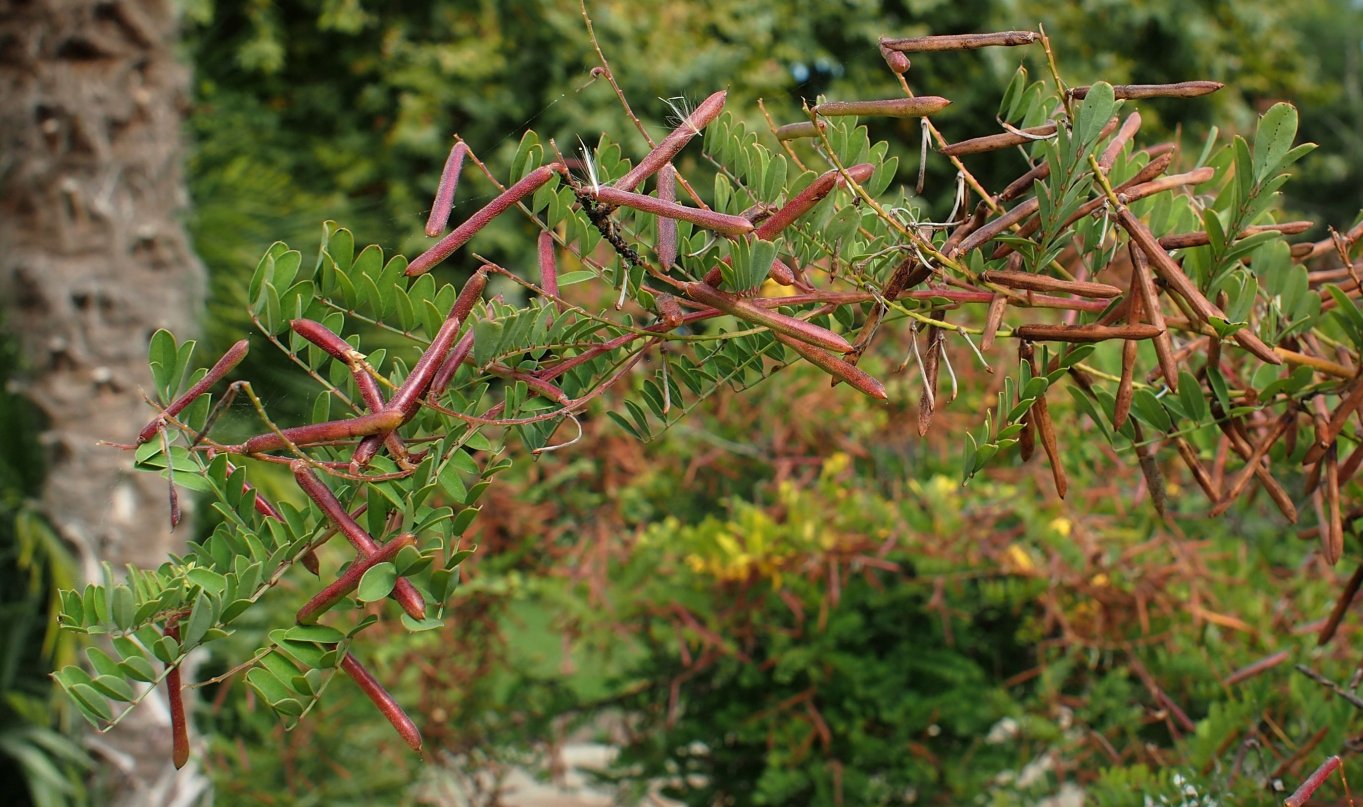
0;1;207;802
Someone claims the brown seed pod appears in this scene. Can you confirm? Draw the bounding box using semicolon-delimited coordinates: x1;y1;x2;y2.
812;96;952;118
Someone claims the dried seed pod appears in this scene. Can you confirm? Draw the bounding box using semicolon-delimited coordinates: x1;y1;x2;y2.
655;164;678;269
1097;111;1142;170
1118;209;1281;365
408;164;561;276
1158;220;1313;250
1033;393;1067;498
1173;438;1219;501
982;270;1123;299
1069;81;1223;100
1222;651;1290;686
341;653;423;754
137;339;249;443
1209;411;1294;517
880;31;1039;52
425;141;468;237
1013;324;1161;343
1018;407;1036;461
614;90;726;192
981;294;1007;352
1127;245;1179;389
1324;446;1344;565
812;96;951;118
939;123;1057;157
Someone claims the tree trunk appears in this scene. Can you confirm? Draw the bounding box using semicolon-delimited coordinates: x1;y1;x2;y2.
0;0;207;802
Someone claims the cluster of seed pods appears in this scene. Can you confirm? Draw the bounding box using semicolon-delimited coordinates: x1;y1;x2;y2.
128;28;1363;777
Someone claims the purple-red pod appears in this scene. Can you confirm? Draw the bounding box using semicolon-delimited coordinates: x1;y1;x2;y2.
387;268;488;419
591;186;753;237
754;163;875;241
296;533;416;624
538;230;560;307
341;653;424;754
164;620;189;769
614;90;726;192
426;141;468;237
407;165;561;276
137;339;249;444
776;334;887;401
682;281;851;353
290;461;427;620
231;409;404;456
656;164;678;268
428;330;475;400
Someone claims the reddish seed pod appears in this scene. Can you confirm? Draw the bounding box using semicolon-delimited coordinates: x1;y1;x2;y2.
426;141;468;237
982;270;1122;299
656;294;684;329
777;333;887;401
591;186;753;237
538;230;560;305
137;339;249;444
812;96;951;119
407;164;561;276
387;268;488;420
341;653;423;754
164;620;189;769
939;123;1058;157
1013;324;1161;343
614;90;726;192
296;533;416;624
1069;81;1223;100
232;409;405;455
428;330;475;400
1284;755;1342;807
754;164;874;241
291;461;427;620
683;281;851;353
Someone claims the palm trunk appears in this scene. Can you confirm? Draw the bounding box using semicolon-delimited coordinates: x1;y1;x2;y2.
0;0;207;802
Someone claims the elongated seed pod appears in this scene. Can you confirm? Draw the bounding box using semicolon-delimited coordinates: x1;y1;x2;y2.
426;141;468;237
1127;245;1179;389
754;164;875;241
1018;408;1036;461
232;409;405;455
1159;221;1314;250
682;282;851;353
1208;411;1294;517
165;620;189;769
1020;342;1066;498
138;339;249;443
775;121;826;141
296;533;416;624
1118;209;1281;365
1098;111;1142;170
997;152;1180;251
1284;756;1342;807
776;333;887;401
880;31;1039;52
1303;376;1363;465
1113;269;1144;430
656;164;678;268
614;90;726;192
428;331;475;400
939;123;1057;157
341;653;423;753
1325;446;1344;564
591;186;753;237
1174;437;1219;500
813;96;951;118
1317;565;1363;646
1223;651;1290;686
981;294;1008;352
291;461;427;620
982;270;1122;299
387;269;488;419
407;164;560;276
1069;81;1223;100
1014;324;1161;343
